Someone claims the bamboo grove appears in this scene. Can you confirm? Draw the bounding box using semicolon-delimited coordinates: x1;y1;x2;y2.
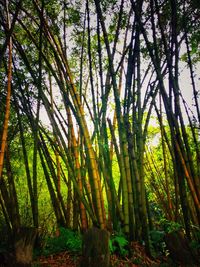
0;0;200;254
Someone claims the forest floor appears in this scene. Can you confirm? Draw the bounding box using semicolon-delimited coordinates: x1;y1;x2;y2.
32;241;194;267
33;251;159;267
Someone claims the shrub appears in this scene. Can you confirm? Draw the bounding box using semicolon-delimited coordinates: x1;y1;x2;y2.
159;219;182;234
109;233;129;257
149;229;165;255
41;227;82;256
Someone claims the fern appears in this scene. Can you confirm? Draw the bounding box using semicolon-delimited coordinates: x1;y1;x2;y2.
109;234;129;257
42;227;82;256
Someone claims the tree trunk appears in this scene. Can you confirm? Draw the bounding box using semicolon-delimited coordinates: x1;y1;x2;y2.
81;227;110;267
0;0;12;180
14;227;37;266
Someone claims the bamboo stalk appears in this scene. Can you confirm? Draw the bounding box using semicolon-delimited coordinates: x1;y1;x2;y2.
0;0;12;180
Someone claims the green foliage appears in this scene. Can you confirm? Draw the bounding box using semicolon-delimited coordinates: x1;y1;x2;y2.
159;219;182;234
148;201;164;221
41;227;82;256
190;226;200;251
190;239;200;250
150;229;166;255
150;229;165;244
67;7;81;25
109;233;129;257
148;219;183;257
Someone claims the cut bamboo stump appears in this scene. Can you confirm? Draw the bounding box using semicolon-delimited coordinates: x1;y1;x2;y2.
165;231;196;265
14;227;37;266
81;227;110;267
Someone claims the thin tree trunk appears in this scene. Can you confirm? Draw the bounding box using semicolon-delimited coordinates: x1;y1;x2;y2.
0;0;12;180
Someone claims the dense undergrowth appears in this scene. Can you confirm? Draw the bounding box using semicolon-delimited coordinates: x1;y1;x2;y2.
0;218;200;266
34;227;82;257
32;222;200;266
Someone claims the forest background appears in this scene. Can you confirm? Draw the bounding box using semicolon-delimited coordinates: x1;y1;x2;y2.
0;0;200;264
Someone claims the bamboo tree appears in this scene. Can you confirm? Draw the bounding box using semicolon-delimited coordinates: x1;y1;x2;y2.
42;14;106;229
49;73;61;194
94;0;133;236
159;93;173;219
67;106;88;231
0;1;199;253
132;0;200;227
0;0;12;180
38;146;65;226
5;148;20;229
0;0;21;68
